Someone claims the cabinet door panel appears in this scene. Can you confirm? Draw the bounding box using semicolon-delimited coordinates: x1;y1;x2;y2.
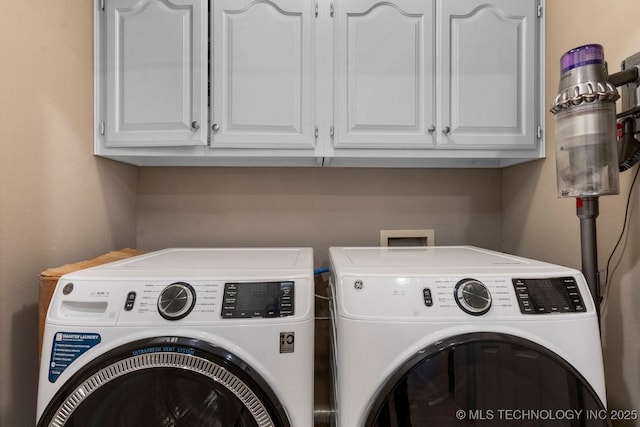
212;0;315;149
334;0;435;149
440;0;538;148
104;0;207;147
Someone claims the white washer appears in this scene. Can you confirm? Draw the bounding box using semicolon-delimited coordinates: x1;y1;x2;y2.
329;246;609;427
37;248;314;427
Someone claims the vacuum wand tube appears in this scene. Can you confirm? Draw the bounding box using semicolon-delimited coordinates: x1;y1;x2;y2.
576;197;600;317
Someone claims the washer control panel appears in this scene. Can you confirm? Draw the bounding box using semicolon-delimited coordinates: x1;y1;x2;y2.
222;281;294;318
512;277;586;314
48;277;310;325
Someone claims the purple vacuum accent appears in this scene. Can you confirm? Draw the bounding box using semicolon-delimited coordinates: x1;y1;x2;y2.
560;44;605;73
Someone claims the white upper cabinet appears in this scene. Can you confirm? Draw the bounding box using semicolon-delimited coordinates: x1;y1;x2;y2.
99;0;207;147
210;0;316;150
94;0;544;167
328;0;543;166
333;0;436;149
438;0;538;149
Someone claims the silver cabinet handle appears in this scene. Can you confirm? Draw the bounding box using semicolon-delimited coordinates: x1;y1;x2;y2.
442;126;451;135
428;125;436;134
211;123;220;132
191;121;200;131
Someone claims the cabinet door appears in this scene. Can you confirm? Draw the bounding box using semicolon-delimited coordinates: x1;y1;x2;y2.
211;0;315;150
439;0;539;149
333;0;436;149
103;0;207;147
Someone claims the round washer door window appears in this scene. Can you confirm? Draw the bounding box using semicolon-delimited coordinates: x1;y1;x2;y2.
38;337;290;427
365;333;611;427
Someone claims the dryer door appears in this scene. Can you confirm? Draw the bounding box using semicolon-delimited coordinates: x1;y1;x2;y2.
365;332;612;427
37;337;291;427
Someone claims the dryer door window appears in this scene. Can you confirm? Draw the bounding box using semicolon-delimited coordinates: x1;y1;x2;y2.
365;332;611;427
38;337;290;427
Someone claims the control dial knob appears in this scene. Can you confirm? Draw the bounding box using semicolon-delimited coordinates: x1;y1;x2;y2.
454;278;492;316
157;282;196;320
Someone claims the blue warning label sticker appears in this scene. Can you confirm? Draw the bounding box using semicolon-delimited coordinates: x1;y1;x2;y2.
48;332;101;383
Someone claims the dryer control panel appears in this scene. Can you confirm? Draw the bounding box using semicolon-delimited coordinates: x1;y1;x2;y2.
512;277;586;314
335;272;592;320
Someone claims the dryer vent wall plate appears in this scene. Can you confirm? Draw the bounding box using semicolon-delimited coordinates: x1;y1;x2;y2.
379;229;435;247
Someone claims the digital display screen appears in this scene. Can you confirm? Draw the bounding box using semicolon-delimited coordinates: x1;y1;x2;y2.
235;282;278;313
527;279;570;308
222;281;294;318
512;277;585;314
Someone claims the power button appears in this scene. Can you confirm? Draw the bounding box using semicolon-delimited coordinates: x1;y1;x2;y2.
124;291;136;311
422;288;433;307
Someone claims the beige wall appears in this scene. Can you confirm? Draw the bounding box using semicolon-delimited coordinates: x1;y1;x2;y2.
0;2;137;425
503;0;640;419
136;167;503;262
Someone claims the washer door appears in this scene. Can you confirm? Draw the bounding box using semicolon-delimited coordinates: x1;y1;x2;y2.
365;332;611;427
38;337;291;427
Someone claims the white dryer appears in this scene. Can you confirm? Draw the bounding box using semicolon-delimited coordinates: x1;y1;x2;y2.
37;248;314;427
329;246;610;427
